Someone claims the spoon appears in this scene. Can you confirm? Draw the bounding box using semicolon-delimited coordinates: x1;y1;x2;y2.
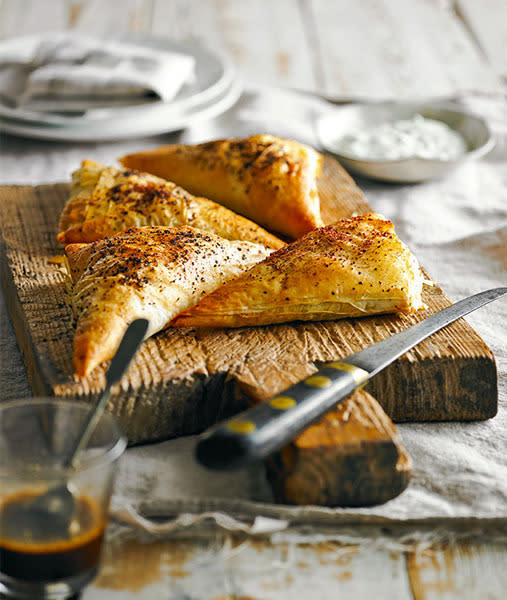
29;318;149;534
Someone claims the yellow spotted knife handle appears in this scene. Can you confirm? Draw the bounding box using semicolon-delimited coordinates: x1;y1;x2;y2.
196;362;369;470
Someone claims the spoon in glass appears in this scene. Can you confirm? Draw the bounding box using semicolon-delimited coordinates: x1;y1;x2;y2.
29;318;149;535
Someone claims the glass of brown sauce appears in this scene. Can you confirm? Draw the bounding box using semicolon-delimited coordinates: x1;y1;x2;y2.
0;399;127;599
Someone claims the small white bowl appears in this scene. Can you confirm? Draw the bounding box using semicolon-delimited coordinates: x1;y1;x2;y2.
316;102;494;183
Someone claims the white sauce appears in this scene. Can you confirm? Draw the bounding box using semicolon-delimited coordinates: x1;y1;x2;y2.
333;114;467;161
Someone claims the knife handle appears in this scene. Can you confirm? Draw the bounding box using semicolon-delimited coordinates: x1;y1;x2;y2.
196;362;369;470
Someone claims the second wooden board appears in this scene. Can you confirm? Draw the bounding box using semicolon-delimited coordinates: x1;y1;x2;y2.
0;156;497;444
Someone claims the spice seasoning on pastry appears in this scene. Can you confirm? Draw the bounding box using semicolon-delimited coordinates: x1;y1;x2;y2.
57;159;284;250
118;134;323;239
172;214;425;328
65;226;271;376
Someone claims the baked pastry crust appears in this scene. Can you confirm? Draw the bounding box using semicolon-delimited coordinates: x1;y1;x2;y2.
172;214;425;328
58;160;284;250
119;134;323;239
65;226;271;376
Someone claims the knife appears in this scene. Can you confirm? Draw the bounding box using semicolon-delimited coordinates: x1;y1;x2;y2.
196;287;507;470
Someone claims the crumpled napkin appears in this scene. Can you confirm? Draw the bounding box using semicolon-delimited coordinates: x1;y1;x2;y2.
0;33;195;111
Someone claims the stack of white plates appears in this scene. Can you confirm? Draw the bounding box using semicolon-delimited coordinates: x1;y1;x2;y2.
0;34;240;142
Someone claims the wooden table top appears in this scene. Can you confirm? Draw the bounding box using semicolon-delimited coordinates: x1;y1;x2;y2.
0;1;506;598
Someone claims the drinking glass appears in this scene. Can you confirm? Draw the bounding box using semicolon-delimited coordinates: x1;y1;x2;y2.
0;399;127;599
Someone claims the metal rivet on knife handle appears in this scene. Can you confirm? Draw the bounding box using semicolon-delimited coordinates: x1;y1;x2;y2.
226;419;256;434
304;375;332;388
269;396;297;410
327;362;369;384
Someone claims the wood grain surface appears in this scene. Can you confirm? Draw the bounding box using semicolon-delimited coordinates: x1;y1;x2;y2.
266;389;412;507
0;155;497;446
88;530;507;599
0;0;502;99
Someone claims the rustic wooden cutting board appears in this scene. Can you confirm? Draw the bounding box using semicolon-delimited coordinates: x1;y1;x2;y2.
0;156;496;446
0;155;497;506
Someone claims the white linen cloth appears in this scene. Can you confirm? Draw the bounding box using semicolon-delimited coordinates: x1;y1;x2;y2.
0;33;195;110
0;88;506;533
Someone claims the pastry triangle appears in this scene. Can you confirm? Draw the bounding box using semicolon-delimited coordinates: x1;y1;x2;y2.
119;134;323;239
65;226;271;376
172;214;425;328
58;160;283;250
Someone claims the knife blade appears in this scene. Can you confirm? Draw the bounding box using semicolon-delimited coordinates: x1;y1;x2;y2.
196;287;507;471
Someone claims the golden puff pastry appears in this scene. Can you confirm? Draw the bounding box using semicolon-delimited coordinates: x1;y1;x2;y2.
65;226;271;376
119;134;323;239
58;160;284;250
172;214;425;328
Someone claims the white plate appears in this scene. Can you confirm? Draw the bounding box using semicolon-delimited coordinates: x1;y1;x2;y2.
0;33;235;127
0;79;241;141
